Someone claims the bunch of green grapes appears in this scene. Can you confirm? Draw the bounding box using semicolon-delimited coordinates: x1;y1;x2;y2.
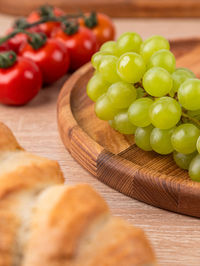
86;32;200;181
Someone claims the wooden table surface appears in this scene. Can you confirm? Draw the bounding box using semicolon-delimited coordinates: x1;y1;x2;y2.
1;13;200;266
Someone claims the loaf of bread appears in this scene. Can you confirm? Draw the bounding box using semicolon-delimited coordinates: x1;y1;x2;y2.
0;122;157;266
0;122;64;266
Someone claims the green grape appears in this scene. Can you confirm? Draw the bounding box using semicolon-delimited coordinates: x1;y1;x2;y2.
107;81;137;109
134;125;154;151
189;154;200;181
172;67;195;92
140;35;170;63
169;89;176;98
116;32;142;55
100;41;117;55
150;127;174;155
108;120;115;129
197;136;200;153
99;55;121;83
178;79;200;110
148;49;176;73
173;151;197;170
149;97;181;129
136;87;146;99
128;98;153;127
91;51;109;69
87;73;110;102
171;123;200;154
143;67;173;97
170;68;195;97
178;67;195;77
114;110;137;134
95;94;118;120
117;52;146;83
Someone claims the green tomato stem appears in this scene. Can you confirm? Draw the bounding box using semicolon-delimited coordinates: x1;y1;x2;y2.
83;12;98;28
0;29;47;50
0;29;22;45
0;51;17;68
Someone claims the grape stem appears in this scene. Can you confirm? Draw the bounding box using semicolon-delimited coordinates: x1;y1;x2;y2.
182;112;200;127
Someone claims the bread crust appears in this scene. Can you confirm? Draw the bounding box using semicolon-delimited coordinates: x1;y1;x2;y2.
0;151;64;199
77;217;156;266
0;122;22;151
0;123;64;266
0;122;156;266
23;185;156;266
0;211;19;266
23;184;110;266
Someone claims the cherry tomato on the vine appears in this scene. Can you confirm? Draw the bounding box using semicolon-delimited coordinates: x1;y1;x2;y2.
52;26;98;70
27;7;64;37
0;42;10;52
79;13;115;48
19;39;70;84
0;57;42;105
6;26;42;53
7;33;27;53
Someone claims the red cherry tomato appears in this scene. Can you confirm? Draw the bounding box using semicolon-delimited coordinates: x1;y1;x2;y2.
0;57;42;105
0;42;10;52
79;13;115;48
27;7;64;37
19;39;70;84
6;27;43;53
7;33;27;53
52;26;97;70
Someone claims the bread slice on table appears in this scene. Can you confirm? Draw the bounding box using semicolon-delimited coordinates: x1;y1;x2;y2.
0;122;157;266
0;122;64;266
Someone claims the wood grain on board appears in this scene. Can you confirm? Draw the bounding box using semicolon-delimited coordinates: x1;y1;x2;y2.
57;38;200;218
1;0;200;17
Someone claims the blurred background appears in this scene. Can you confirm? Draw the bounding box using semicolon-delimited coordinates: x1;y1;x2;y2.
0;0;200;40
0;0;200;17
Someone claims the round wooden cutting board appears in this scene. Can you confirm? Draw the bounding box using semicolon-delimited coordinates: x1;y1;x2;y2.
57;38;200;218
